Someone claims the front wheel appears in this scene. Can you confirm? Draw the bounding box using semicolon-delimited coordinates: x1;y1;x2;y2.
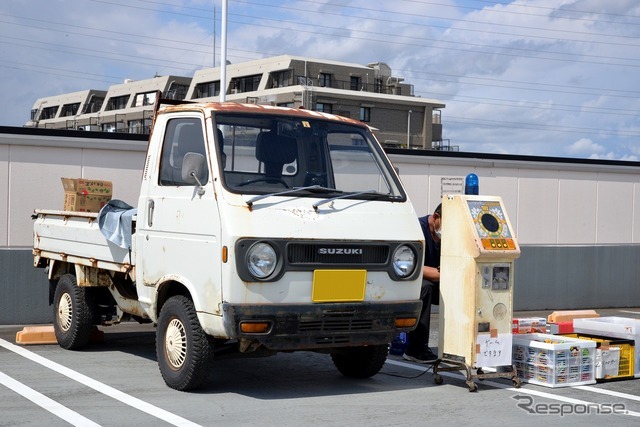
156;296;213;391
53;274;96;349
331;344;389;379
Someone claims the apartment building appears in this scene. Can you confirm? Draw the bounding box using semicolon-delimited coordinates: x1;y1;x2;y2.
26;55;446;149
27;75;191;134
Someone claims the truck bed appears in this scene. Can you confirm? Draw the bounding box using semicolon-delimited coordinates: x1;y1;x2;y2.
33;209;135;273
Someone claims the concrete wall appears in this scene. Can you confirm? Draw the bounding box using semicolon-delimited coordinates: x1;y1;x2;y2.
2;127;640;324
0;127;146;247
386;150;640;311
389;151;640;245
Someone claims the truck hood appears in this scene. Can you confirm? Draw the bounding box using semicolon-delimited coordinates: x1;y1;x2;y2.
220;195;423;242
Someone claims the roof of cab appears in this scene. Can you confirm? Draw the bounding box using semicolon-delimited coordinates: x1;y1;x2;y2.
158;101;367;128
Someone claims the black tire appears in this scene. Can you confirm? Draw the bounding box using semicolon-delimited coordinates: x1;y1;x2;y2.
156;295;212;391
53;274;95;350
331;344;389;379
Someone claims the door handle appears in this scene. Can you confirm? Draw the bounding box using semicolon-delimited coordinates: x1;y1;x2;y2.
147;199;155;227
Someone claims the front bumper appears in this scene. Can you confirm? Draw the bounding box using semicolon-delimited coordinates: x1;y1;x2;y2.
222;300;422;351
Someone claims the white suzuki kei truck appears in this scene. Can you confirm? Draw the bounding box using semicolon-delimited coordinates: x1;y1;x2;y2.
33;102;425;390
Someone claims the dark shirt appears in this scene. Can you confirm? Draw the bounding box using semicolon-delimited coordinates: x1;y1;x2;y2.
418;214;441;269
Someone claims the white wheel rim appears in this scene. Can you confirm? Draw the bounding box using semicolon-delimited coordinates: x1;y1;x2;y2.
165;318;187;370
58;293;73;332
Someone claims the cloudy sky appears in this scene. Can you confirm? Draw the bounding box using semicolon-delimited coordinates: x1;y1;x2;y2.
1;0;639;159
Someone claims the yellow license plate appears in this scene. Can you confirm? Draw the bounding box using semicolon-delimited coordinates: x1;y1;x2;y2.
312;270;367;303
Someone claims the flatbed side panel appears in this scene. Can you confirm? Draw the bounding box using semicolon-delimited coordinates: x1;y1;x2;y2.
33;210;135;266
35;250;131;273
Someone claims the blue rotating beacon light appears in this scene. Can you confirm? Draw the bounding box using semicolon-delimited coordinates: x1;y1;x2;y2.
465;173;479;195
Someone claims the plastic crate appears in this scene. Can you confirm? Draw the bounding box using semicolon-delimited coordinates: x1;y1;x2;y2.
512;333;596;388
570;334;634;381
574;317;640;378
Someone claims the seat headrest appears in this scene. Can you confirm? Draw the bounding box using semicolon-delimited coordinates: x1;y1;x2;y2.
177;124;204;155
255;131;297;164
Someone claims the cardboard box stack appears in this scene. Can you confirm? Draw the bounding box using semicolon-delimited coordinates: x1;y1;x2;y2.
61;178;112;212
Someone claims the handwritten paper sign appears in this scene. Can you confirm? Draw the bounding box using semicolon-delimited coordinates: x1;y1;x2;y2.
475;333;513;367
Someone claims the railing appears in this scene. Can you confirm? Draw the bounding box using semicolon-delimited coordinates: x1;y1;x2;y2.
432;139;459;151
288;75;409;95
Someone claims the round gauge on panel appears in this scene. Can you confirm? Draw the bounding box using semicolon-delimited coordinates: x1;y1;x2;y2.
493;302;507;320
479;212;502;235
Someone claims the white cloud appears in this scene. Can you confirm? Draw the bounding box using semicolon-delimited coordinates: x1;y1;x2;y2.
566;138;606;155
565;138;639;161
589;152;639;162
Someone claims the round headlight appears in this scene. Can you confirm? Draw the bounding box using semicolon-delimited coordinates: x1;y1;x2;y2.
247;242;278;279
392;245;416;278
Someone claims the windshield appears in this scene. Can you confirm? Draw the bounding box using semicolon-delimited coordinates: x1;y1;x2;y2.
214;112;406;201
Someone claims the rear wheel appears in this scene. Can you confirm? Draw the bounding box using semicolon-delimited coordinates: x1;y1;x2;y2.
53;274;95;349
331;344;389;379
156;295;212;391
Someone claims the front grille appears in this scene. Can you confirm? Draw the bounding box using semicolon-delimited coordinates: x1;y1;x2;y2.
287;243;389;265
299;318;374;332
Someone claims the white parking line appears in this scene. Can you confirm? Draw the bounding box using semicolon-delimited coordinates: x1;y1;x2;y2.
577;385;640;403
0;338;201;427
0;371;102;427
386;359;640;417
618;310;640;315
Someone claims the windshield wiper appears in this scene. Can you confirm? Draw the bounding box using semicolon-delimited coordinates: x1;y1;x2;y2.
312;190;389;211
245;185;340;208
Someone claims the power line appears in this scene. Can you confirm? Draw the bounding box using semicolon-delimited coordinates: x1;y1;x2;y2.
3;0;638;146
417;91;639;118
0;35;200;73
0;13;213;48
220;13;640;66
462;0;640;21
444;115;640;138
244;0;640;39
88;0;212;21
0;63;120;85
0;59;124;82
5;9;638;118
5;3;638;79
219;16;640;69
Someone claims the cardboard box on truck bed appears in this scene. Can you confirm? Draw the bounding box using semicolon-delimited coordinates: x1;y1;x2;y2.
61;178;112;212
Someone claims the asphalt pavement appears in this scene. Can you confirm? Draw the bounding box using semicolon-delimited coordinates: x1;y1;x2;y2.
1;308;640;426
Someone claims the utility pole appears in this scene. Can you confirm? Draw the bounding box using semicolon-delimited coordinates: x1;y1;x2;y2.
213;5;216;68
220;0;228;102
406;110;412;147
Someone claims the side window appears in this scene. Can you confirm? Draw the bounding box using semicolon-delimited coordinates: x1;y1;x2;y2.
159;118;209;186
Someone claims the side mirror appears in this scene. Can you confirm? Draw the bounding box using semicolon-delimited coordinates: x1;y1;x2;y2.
182;152;208;189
